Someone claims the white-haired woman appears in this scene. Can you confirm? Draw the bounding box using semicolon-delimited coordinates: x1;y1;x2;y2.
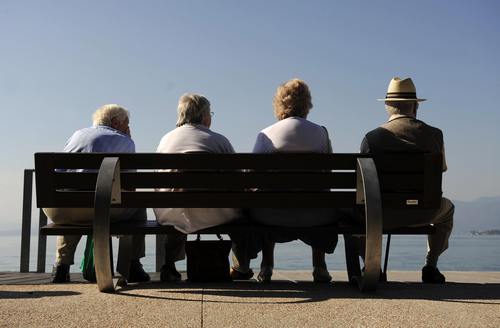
231;79;339;283
154;93;240;282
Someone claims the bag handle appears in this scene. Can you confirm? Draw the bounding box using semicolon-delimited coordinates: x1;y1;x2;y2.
195;234;224;241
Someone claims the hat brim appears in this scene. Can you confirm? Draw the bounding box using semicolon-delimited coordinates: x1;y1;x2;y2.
377;98;426;102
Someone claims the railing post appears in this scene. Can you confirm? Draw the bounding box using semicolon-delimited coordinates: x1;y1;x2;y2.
37;209;48;273
20;169;34;273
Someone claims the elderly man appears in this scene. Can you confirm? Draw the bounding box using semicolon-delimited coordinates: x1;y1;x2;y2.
359;77;454;283
44;104;150;284
154;93;239;282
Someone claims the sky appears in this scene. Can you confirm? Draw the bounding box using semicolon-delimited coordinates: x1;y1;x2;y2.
1;0;499;230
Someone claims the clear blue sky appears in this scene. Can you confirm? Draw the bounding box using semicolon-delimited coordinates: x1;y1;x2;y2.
1;0;499;230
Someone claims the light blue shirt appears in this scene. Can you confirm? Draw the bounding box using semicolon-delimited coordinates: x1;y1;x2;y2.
64;125;135;153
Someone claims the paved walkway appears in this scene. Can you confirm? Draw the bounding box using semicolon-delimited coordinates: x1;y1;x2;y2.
1;271;499;327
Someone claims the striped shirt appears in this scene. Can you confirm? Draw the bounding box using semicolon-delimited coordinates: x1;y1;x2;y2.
64;125;135;153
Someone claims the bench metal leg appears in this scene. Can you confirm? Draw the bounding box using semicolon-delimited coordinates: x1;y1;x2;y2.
156;234;166;272
36;209;48;273
381;234;391;282
353;158;383;292
94;157;121;292
20;169;33;273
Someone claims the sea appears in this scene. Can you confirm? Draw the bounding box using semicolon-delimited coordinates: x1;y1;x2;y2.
1;234;499;273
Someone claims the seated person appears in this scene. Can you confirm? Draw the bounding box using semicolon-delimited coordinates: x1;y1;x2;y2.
154;93;240;282
353;77;454;283
44;104;149;284
231;78;340;283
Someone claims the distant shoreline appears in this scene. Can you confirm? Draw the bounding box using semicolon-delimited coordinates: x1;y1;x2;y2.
470;229;500;236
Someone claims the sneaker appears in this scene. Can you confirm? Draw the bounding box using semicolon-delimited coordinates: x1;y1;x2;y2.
422;265;446;284
160;264;182;282
313;267;332;283
52;264;70;283
128;260;151;283
229;268;254;280
257;266;273;283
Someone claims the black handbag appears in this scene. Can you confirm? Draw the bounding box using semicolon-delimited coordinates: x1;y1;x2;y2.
185;234;232;282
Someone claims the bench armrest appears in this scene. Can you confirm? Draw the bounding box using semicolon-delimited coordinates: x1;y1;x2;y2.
94;157;121;292
354;157;383;291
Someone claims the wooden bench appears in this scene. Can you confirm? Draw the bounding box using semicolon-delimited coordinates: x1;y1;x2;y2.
34;152;442;292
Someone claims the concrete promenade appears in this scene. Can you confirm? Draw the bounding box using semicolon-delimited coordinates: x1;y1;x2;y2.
1;271;499;327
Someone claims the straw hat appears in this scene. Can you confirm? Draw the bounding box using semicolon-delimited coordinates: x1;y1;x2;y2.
377;77;426;102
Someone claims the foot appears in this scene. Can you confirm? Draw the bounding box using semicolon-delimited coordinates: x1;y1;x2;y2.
52;264;70;283
160;264;181;282
229;267;254;280
128;260;151;283
313;267;332;283
422;265;445;284
257;266;273;283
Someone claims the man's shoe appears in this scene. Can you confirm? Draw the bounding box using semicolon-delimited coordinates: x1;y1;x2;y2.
229;267;254;280
128;260;151;283
422;265;446;284
257;266;273;283
52;264;70;283
313;267;332;283
160;265;181;282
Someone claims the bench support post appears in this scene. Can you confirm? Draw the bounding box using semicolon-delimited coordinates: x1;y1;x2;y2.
94;157;121;292
352;158;383;291
36;209;48;273
20;169;34;273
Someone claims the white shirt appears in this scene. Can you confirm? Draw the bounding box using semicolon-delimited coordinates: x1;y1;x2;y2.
154;124;239;233
253;117;331;153
251;117;335;227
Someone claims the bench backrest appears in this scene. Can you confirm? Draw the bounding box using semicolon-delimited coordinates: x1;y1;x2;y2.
34;152;442;210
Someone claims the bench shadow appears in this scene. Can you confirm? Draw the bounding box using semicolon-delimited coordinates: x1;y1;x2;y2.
0;290;81;299
116;280;500;305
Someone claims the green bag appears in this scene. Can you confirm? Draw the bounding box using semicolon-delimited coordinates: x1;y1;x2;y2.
80;235;97;282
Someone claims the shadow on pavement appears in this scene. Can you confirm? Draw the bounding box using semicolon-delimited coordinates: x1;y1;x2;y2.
0;290;81;299
116;280;500;305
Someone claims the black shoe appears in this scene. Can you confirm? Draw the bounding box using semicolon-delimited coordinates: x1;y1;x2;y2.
52;264;70;283
160;264;181;282
128;260;151;283
422;265;446;284
229;268;254;280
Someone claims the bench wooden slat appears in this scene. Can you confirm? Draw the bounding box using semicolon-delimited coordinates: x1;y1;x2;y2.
54;171;357;189
42;153;368;170
44;190;358;208
40;220;436;236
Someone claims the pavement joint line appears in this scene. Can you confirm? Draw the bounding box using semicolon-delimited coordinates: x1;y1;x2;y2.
200;285;205;328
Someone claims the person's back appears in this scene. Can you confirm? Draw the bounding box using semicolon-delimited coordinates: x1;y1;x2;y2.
234;79;337;284
363;115;447;170
357;77;454;284
254;116;329;153
154;93;239;282
64;125;135;153
157;124;233;154
44;104;149;284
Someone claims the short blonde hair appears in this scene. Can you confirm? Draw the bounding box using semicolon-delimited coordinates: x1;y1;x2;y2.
273;79;313;120
92;104;129;127
176;93;211;127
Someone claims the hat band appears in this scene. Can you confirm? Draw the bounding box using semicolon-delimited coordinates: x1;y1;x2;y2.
385;92;417;99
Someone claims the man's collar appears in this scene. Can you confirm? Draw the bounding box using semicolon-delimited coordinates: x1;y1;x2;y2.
387;114;414;123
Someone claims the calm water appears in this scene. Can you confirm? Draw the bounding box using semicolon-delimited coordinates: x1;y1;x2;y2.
2;234;499;272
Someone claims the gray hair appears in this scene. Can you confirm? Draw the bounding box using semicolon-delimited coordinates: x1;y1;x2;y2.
176;93;211;127
92;104;129;127
385;101;419;116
